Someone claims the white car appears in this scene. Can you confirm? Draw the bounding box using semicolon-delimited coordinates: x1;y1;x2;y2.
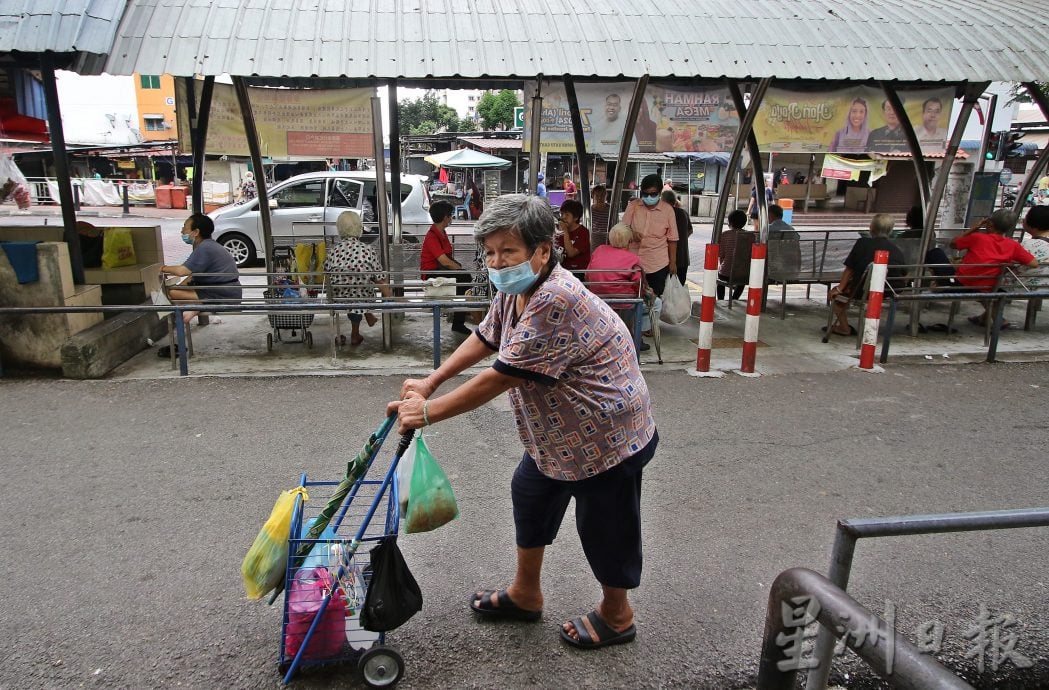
209;171;431;266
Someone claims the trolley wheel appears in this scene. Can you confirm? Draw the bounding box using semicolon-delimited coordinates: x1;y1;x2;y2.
358;646;404;688
266;333;273;351
306;331;313;349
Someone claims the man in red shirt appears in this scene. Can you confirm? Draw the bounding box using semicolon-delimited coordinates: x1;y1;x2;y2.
952;209;1037;327
420;200;471;334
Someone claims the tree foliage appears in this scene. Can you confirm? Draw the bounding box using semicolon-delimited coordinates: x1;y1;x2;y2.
1007;81;1049;106
399;91;477;134
476;89;521;130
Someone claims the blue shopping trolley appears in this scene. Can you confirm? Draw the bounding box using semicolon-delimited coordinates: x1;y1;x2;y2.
277;419;414;687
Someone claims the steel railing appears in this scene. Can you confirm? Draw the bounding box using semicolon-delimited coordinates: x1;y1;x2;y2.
805;507;1049;690
758;567;972;690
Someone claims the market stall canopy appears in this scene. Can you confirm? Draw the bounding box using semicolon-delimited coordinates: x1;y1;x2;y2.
424;148;511;169
665;152;732;167
100;0;1049;83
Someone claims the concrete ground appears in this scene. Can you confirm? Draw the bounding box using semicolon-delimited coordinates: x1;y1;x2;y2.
0;365;1046;689
2;203;1049;688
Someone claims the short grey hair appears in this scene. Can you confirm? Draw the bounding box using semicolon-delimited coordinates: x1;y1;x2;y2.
337;211;364;238
988;209;1018;234
869;213;894;238
474;194;555;253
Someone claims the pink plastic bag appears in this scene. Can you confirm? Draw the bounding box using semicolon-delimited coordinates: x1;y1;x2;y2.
284;567;347;661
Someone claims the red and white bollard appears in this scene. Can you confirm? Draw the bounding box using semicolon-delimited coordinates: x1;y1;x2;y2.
858;249;889;372
738;243;767;377
691;244;723;377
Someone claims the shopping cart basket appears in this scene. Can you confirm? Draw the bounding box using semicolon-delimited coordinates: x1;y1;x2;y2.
263;287;315;350
278;419;414;686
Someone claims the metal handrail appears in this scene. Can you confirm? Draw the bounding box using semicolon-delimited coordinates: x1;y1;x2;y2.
805;508;1049;690
759;568;971;690
0;295;645;376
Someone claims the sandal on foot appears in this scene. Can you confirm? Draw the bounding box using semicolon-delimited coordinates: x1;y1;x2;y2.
560;610;637;650
470;589;542;622
968;315;986;327
156;345;182;358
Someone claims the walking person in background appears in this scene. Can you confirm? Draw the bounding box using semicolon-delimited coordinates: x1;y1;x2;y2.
563;173;577;202
661;190;692;285
536;173;548;200
235;171;257;204
589;184;611;247
622;174;678;298
747;173;775;232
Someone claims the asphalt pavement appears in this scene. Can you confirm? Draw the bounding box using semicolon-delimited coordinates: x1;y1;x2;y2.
1;364;1047;688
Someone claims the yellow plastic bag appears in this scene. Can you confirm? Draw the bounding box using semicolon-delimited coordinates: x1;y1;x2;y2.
294;242;326;285
101;227;138;269
241;486;309;599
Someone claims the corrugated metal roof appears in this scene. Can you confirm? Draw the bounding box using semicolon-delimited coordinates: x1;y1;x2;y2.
0;0;126;73
103;0;1049;83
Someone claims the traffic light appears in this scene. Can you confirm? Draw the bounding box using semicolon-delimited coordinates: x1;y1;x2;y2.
1004;131;1025;158
987;132;1002;160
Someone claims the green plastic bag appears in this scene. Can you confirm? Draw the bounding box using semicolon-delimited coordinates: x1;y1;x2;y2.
403;434;459;534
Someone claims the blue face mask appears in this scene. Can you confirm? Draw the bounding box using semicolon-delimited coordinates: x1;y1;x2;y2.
181;233;194;245
642;194;660;207
488;255;539;295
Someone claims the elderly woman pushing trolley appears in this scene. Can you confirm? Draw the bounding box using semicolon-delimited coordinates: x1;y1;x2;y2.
387;194;659;649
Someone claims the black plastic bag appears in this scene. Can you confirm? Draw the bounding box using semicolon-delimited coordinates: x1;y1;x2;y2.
360;535;422;632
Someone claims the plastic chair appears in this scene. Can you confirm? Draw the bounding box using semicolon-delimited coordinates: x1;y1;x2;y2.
454;190;472;219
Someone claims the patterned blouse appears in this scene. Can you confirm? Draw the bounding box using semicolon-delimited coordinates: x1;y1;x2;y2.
324;238;384;313
476;264;655;481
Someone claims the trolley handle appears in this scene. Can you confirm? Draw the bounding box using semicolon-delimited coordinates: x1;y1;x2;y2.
394;429;416;456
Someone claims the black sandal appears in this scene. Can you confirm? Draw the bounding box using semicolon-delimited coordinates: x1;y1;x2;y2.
560;610;637;650
469;589;542;622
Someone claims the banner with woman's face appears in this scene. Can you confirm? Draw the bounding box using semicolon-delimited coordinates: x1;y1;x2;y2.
522;82;955;156
752;86;956;155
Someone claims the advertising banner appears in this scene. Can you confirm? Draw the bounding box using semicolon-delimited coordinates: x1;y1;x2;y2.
754;86;955;155
522;82;739;155
821;154;888;183
177;81;374;158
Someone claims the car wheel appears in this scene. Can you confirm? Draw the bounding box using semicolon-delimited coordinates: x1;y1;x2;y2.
219;233;257;268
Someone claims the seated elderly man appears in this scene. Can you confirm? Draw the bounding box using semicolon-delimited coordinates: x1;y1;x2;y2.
827;213;905;336
766;203;799;240
952;210;1037;328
